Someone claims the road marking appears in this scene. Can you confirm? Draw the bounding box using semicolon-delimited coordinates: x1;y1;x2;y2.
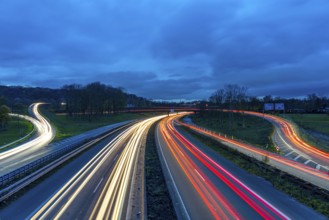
304;160;311;165
93;178;104;194
114;154;119;161
156;127;191;220
285;151;294;157
293;155;301;161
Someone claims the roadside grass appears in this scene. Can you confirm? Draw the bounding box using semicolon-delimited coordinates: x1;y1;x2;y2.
0;117;34;147
190;111;276;152
282;114;329;152
284;114;329;135
41;109;161;141
182;127;329;217
145;123;176;220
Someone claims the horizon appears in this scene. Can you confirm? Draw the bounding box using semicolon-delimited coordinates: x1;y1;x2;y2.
1;83;321;103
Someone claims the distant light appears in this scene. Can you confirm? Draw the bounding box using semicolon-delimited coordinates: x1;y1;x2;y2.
61;102;67;105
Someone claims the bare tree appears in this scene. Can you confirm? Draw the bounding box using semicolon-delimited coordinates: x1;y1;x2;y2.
0;105;10;130
210;84;248;130
210;89;225;106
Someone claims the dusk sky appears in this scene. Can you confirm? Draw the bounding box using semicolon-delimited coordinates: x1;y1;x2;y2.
0;0;329;100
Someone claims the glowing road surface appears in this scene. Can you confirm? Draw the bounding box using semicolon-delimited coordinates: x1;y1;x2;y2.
157;114;327;219
243;110;329;170
0;103;54;160
179;115;329;191
30;115;165;219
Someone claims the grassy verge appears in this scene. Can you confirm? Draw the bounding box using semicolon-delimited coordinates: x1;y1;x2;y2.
190;111;276;152
284;114;329;135
0;117;34;146
282;114;329;152
41;108;161;141
145;123;176;220
182;127;329;217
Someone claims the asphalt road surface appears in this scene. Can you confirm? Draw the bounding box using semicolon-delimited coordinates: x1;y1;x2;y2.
245;111;329;172
0;123;134;219
0;115;165;220
157;114;327;220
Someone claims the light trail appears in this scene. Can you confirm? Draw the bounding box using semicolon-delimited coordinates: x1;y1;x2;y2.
159;114;289;219
160;118;241;219
0;103;54;160
0;114;38;150
31;115;165;220
242;110;329;166
177;116;329;190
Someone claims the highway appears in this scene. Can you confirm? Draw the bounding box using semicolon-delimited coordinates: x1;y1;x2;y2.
1;108;327;219
0;124;132;218
0;111;133;176
157;114;327;219
179;117;329;191
29;115;165;219
1;114;39;151
243;111;329;172
0;103;54;160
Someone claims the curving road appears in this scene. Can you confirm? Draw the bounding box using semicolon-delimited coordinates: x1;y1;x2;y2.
243;111;329;173
0;111;132;176
180;117;329;191
30;115;166;219
0;103;54;160
157;114;327;219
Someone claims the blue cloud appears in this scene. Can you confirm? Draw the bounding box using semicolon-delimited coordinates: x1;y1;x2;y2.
0;0;329;99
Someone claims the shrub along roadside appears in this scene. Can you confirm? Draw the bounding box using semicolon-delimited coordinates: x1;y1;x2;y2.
182;126;329;217
145;123;176;220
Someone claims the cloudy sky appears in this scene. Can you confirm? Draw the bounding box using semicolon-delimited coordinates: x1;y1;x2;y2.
0;0;328;99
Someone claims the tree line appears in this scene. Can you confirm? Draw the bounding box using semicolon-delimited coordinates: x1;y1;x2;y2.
208;84;329;113
58;82;153;118
63;82;132;118
0;82;153;124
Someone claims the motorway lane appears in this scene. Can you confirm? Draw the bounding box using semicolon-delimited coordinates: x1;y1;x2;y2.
180;118;329;191
158;116;260;219
158;115;327;220
244;111;329;171
30;115;165;219
31;129;131;219
1;114;40;150
175;126;328;220
0;119;132;176
0;124;133;219
157;131;212;219
0;103;54;161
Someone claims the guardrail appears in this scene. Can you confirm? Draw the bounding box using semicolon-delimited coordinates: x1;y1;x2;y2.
0;139;81;188
0;120;134;190
0;121;138;201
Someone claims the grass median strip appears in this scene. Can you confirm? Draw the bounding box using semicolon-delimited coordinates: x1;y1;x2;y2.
190;111;276;152
145;123;176;220
182;126;329;217
41;108;160;141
